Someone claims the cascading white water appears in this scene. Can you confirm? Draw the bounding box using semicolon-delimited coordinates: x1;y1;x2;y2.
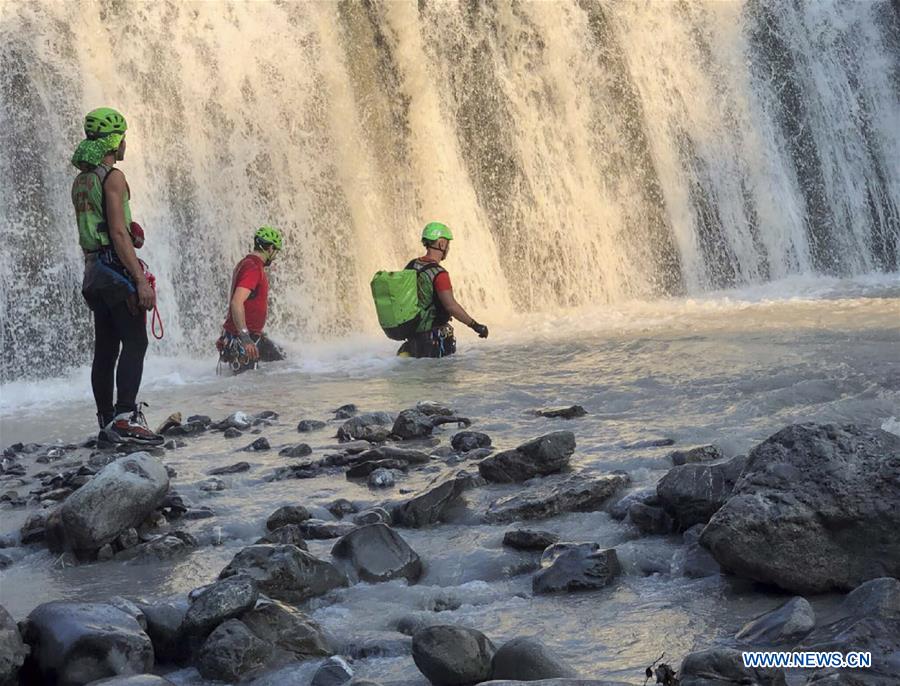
1;0;898;382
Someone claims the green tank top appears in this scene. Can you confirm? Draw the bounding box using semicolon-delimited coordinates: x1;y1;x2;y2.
72;165;132;252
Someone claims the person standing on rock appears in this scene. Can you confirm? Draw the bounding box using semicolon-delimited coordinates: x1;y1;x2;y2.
396;222;489;358
216;226;286;373
71;107;163;446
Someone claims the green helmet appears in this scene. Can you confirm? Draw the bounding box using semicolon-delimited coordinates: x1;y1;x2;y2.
84;107;127;138
421;221;453;243
254;225;283;251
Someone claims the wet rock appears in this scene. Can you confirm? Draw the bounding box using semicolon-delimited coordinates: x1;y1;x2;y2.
701;424;900;593
392;472;469;528
183;507;216;520
268;464;319;481
256;524;309;550
393;410;472;441
480;681;630;686
214;412;253;431
346;459;406;479
200;477;226;492
412;625;496;686
607;488;660;521
0;604;27;686
197;619;273;683
679;525;720;579
334;404;359;419
219;544;347;602
669;444;722;466
354;445;431;466
136;601;187;664
627;502;674;535
97;543;115;561
108;597;147;631
252;410;279;425
797;577;900;683
48;452;169;556
311;656;354;686
679;648;786;686
337;412;394;442
533;547;620;594
159;492;189;518
116;531;199;562
353;508;392;526
656;454;747;531
298;420;327;433
86;676;176;685
20;513;47;544
209;461;252;475
486;473;630;523
736;597;815;645
181;575;259;638
22;601;153;685
503;529;559;551
535;406;587;420
621;437;674;449
451;431;492;453
187;414;212;426
156;413;182;435
298;519;357;540
243;437;271;452
479;432;576;483
491;637;579;680
341;632;412;659
241;600;331;659
280;443;312;458
368;468;396;488
332;523;422;583
164;421;208;437
223;427;243;439
416;401;454;416
266;505;311;530
0;552;13;569
328;499;357;518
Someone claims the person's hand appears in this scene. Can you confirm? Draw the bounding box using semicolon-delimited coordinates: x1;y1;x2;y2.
136;278;155;311
243;342;260;361
470;321;489;338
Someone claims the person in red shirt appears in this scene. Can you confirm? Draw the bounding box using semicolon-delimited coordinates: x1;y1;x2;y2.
398;222;489;358
217;226;285;373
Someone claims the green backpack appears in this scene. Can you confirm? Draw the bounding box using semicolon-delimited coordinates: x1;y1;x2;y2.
371;262;442;340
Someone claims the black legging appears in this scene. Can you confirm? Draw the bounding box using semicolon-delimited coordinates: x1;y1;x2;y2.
92;298;148;422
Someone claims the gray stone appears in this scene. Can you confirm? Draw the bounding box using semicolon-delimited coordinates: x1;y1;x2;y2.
209;461;251;475
416;401;454;416
621;437;674;449
334;404;359;419
736;597;815;645
392;410;436;440
223;427;243;439
532;548;620;594
219;544;347;602
182;575;259;638
328;499;357;518
48;452;169;555
679;648;786;686
298;420;327;433
217;412;253;431
86;676;176;685
22;601;153;685
0;605;27;686
311;656;354;686
701;424;900;593
280;444;313;458
341;632;412;659
503;529;559;551
298;519;358;540
669;444;723;466
393;472;469;527
353;445;431;466
368;468;396;488
244;437;271;452
479;431;575;483
412;625;496;686
332;523;422;583
536;406;587;419
136;601;187;664
337;413;394;442
451;431;492;453
486;474;630;523
115;532;199;562
266;505;311;530
20;513;47;544
200;477;225;492
256;524;309;549
656;455;747;531
491;637;579;680
197;619;273;683
353;508;392;526
627;502;674;535
107;597;147;631
241;600;331;659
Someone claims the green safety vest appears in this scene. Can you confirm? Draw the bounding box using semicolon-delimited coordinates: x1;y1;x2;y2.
72;164;132;252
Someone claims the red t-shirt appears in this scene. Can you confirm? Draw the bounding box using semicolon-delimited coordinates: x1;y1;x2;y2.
223;255;269;335
418;256;452;292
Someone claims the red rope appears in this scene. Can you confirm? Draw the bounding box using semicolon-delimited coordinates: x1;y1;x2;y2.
145;266;165;340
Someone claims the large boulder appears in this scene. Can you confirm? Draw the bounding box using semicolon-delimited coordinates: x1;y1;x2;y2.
491;637;579;680
678;648;786;686
197;619;273;683
136;601;187;664
393;473;469;527
478;432;575;483
49;452;169;555
219;544;346;603
331;523;422;583
0;605;27;686
22;602;153;685
181;575;259;638
655;455;746;531
735;597;815;646
337;413;394;442
486;474;629;523
240;600;332;660
412;625;496;686
700;424;900;593
532;547;620;595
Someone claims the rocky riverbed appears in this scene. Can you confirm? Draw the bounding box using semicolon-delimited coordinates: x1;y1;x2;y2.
1;400;898;686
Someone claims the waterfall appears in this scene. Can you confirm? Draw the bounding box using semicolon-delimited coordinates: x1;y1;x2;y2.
1;0;898;382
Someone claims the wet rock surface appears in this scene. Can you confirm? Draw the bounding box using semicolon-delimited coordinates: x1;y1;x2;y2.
532;547;621;594
678;647;786;686
332;523;422;583
491;637;579;680
393;472;470;527
479;431;576;483
181;574;259;638
197;619;274;683
735;596;815;645
412;625;496;686
0;604;27;686
219;544;347;602
240;600;332;660
503;529;560;551
486;474;630;523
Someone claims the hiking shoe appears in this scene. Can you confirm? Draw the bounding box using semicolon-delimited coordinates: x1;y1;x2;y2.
105;408;164;446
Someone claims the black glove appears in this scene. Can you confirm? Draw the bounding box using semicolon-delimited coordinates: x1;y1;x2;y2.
470;321;489;338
